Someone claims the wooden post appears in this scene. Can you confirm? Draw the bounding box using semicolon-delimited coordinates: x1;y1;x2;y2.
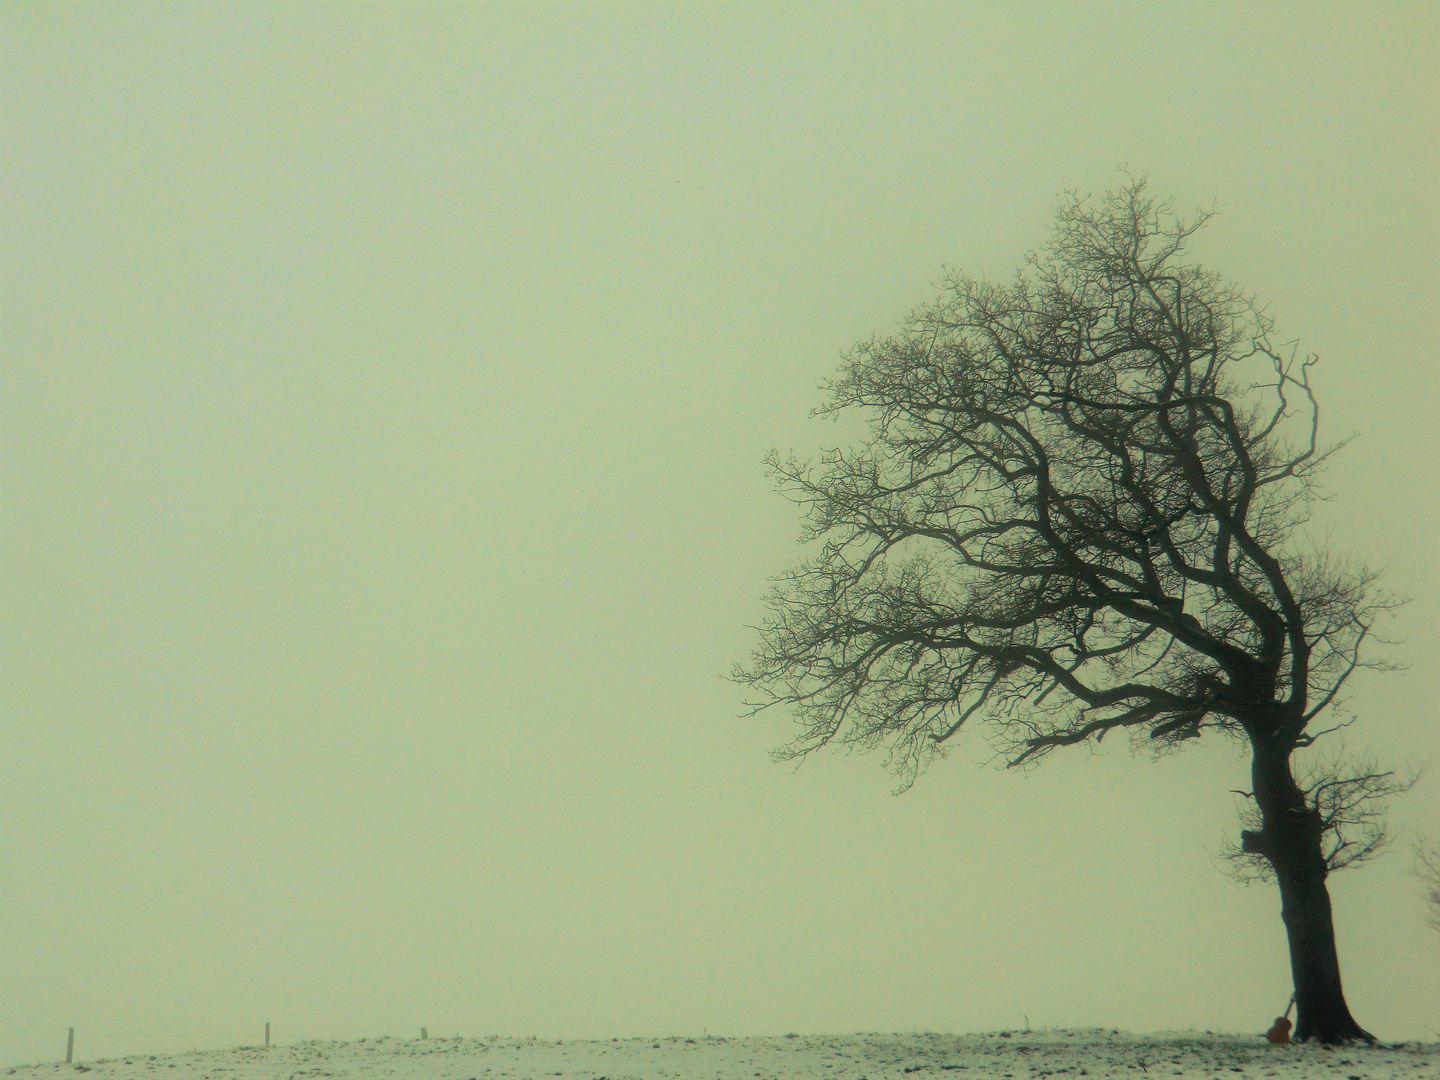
265;1021;270;1047
66;1027;74;1064
421;1027;428;1040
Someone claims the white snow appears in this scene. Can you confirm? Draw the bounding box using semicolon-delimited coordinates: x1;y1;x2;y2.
5;1030;1436;1080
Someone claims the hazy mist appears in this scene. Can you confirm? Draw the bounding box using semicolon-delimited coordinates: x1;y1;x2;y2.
3;2;1436;1065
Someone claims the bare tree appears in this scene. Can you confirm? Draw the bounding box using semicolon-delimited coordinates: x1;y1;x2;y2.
1416;838;1440;934
734;177;1402;1044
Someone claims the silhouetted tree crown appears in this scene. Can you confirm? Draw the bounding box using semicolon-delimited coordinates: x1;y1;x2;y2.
737;178;1392;795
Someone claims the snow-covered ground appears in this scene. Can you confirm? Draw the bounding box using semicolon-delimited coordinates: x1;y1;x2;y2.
5;1030;1436;1080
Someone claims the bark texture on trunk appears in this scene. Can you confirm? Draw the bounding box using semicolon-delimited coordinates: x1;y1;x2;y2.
1242;747;1374;1045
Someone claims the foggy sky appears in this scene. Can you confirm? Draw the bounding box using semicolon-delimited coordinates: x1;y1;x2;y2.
2;2;1437;1065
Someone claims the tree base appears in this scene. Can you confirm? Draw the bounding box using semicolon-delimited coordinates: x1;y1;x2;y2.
1294;1018;1376;1046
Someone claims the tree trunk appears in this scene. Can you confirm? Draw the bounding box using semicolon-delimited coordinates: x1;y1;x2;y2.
1241;746;1375;1045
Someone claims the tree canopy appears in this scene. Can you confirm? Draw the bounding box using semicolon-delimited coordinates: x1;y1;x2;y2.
736;178;1394;792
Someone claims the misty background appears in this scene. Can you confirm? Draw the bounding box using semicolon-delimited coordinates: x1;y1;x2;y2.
2;2;1437;1065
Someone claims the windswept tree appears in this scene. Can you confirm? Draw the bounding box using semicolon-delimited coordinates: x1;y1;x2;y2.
735;178;1402;1044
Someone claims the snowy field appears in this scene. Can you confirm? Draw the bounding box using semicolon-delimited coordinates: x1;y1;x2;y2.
5;1030;1437;1080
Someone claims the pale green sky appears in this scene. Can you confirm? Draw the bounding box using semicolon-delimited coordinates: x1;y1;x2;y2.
2;1;1437;1062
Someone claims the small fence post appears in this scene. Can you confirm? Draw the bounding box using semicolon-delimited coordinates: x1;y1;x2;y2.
66;1027;74;1064
265;1021;270;1047
421;1027;428;1039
